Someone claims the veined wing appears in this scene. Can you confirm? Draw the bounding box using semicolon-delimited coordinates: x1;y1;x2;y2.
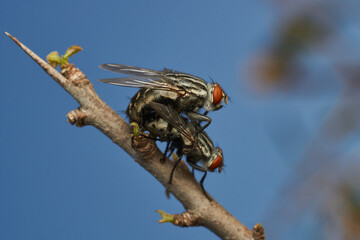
99;77;183;92
99;64;184;93
100;63;192;77
100;64;161;76
149;102;195;144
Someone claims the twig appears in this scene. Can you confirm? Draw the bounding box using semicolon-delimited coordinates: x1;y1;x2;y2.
5;32;254;240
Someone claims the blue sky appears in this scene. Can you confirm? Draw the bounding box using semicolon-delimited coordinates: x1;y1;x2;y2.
0;1;344;239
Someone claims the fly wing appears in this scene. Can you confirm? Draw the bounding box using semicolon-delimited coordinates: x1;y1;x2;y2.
99;64;184;93
99;76;182;92
149;102;195;144
100;64;161;76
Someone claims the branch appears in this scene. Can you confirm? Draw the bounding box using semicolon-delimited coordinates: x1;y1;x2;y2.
6;32;257;240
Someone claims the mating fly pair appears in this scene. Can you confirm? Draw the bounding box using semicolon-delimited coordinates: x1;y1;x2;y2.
99;64;228;198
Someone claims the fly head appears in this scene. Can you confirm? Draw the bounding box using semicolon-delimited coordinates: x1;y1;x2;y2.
204;83;229;112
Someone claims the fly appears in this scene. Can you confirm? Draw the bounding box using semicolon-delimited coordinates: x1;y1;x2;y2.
148;102;224;200
99;64;228;131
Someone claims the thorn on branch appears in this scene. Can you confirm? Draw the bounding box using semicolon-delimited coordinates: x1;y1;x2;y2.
252;223;265;240
67;108;87;127
156;210;200;227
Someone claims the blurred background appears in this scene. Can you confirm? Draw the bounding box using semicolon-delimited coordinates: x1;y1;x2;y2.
1;0;360;239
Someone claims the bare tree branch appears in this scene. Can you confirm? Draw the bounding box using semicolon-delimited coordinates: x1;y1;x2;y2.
5;32;255;240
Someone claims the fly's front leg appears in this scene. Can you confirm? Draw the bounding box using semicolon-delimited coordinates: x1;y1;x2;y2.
199;171;209;200
187;160;211;201
186;111;212;133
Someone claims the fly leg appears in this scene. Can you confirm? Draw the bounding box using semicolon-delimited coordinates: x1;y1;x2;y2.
160;139;171;163
187;161;211;201
167;147;176;159
199;171;209;200
139;134;160;141
168;152;183;184
186;111;212;134
160;121;177;162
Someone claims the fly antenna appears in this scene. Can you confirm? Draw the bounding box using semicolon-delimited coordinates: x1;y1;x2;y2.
208;76;215;83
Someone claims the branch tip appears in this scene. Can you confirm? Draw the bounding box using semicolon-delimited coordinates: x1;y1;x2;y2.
156;210;175;224
5;32;19;44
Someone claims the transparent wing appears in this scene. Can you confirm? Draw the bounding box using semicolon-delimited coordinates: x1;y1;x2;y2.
99;64;183;92
100;63;189;76
149;102;195;143
163;68;190;75
100;63;161;76
99;76;182;92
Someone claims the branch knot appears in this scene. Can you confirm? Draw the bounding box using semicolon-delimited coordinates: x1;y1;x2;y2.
61;63;91;87
172;211;200;227
156;210;200;227
132;135;157;159
252;223;265;240
67;108;87;127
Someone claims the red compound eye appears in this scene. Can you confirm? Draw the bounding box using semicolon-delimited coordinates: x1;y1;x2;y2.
209;155;223;171
213;84;223;105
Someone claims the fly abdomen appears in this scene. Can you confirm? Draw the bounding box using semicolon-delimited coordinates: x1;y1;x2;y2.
126;89;183;141
127;89;165;127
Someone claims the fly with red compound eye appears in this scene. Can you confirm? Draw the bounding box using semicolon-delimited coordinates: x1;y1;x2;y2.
148;102;224;200
99;64;228;132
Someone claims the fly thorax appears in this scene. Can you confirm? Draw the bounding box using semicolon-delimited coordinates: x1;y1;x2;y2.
196;133;212;160
158;90;180;100
172;75;208;110
176;96;204;112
